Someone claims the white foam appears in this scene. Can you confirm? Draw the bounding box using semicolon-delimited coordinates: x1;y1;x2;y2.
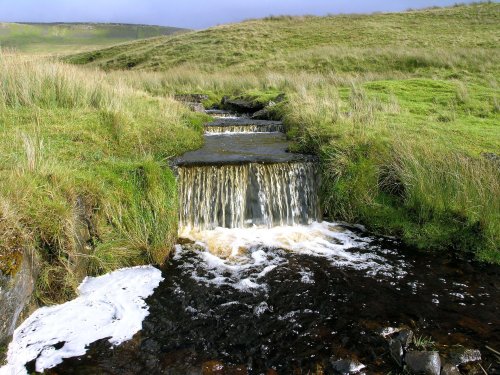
180;221;406;279
0;266;163;375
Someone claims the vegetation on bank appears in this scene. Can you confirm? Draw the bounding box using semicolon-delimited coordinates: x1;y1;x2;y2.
68;2;499;262
0;53;205;303
0;22;189;53
0;2;498;312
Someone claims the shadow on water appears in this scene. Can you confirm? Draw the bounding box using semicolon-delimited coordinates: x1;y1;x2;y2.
49;226;499;375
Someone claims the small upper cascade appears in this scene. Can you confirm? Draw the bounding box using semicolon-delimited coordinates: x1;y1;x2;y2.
205;109;240;119
205;118;285;134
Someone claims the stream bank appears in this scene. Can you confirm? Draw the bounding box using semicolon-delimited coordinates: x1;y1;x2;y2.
2;107;499;374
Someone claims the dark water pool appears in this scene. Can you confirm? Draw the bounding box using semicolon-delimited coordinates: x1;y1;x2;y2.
48;226;499;375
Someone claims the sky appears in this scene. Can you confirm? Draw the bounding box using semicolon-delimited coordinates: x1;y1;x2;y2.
0;0;484;29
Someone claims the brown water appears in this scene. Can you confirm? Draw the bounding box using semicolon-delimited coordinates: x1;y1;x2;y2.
48;225;499;374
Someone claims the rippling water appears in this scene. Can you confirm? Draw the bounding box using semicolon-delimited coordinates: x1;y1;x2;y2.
48;223;499;374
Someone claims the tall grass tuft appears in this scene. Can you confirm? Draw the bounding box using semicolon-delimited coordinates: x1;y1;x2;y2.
0;52;204;304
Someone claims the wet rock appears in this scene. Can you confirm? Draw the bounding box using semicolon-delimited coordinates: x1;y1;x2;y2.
251;108;272;120
405;351;441;375
222;96;265;113
396;329;414;349
449;346;481;366
175;94;209;103
0;253;37;345
330;358;366;374
441;363;461;375
390;339;404;366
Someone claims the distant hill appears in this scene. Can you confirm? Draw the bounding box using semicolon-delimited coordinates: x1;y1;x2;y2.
65;3;499;72
0;22;190;53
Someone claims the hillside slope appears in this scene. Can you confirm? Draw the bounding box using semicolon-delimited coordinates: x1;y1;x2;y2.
65;3;500;262
0;22;189;53
67;3;499;72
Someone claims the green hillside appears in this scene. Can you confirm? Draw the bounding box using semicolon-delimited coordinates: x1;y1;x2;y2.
67;3;500;262
0;22;189;53
0;3;498;311
67;3;499;72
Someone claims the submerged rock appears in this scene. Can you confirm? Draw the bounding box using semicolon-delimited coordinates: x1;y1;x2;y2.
441;363;461;375
449;346;481;366
405;351;441;375
379;326;403;338
330;358;366;374
390;339;404;367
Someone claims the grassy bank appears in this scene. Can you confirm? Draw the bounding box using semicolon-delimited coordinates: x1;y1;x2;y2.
90;69;499;262
65;3;499;262
0;52;205;303
0;2;498;311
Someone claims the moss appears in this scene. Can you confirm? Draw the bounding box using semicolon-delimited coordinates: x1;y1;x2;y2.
0;249;23;277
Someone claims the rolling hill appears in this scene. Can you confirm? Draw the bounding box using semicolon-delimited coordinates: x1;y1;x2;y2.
0;22;189;53
66;3;499;72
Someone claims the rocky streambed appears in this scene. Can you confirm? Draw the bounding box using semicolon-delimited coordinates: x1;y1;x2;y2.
46;225;500;374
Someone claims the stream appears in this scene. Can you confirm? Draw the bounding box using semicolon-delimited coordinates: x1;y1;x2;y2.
3;113;499;374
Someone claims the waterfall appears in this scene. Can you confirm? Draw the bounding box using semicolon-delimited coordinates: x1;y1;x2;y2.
178;162;320;232
205;123;284;134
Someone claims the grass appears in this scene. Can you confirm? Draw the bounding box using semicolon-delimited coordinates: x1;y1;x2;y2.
0;2;499;310
0;52;205;303
0;22;189;53
66;2;499;262
66;3;499;73
412;336;436;350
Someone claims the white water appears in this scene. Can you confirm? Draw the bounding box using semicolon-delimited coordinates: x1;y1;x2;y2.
0;266;163;375
178;163;320;231
178;221;408;294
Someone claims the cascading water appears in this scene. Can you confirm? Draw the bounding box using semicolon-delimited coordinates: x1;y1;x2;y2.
178;162;320;232
204;118;285;134
205;123;284;134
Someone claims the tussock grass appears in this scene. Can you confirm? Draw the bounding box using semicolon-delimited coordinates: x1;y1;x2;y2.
282;82;499;261
1;2;499;311
0;52;204;303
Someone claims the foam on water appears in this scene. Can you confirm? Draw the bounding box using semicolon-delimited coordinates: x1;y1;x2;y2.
0;266;163;375
178;221;407;293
